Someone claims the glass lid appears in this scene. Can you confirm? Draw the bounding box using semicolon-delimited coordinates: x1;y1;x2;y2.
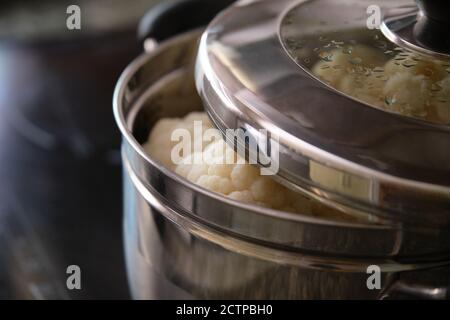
195;0;450;226
280;0;450;125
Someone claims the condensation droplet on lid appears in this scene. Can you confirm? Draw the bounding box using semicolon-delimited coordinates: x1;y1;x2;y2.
286;38;306;50
318;51;333;62
373;67;384;73
431;83;443;92
402;60;417;68
375;41;387;50
342;46;353;55
331;40;344;46
446;67;450;74
349;57;362;65
385;95;397;106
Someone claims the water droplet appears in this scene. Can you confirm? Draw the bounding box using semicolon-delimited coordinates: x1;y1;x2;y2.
349;57;362;65
286;38;305;50
446;67;450;74
318;51;333;62
303;57;311;64
385;95;397;106
331;40;344;46
373;67;384;73
431;83;443;92
319;35;328;42
402;60;417;68
375;40;387;50
343;46;353;55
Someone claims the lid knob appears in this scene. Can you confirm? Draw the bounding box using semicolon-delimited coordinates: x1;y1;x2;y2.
414;0;450;54
416;0;450;25
381;0;450;58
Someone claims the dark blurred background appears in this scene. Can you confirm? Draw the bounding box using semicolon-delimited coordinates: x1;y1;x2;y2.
0;0;162;299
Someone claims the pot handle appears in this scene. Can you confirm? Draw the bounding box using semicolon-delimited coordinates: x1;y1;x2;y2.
138;0;236;48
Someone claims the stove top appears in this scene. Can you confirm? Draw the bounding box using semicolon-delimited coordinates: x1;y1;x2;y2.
0;107;129;299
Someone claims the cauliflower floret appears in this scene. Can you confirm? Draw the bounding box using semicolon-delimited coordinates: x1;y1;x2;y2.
312;45;386;88
144;112;350;216
144;112;214;170
383;73;432;117
311;46;450;124
173;137;299;210
228;190;255;203
197;175;234;195
384;53;447;82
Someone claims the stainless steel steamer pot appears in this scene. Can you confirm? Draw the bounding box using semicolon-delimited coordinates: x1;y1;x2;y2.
114;0;450;299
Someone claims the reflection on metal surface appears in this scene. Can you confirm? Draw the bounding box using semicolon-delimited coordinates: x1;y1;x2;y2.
195;0;450;226
114;28;450;299
309;161;376;203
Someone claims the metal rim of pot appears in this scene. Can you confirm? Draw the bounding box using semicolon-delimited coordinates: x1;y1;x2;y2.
114;0;450;299
113;28;450;263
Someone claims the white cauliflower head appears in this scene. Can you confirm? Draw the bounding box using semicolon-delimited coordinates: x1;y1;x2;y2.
143;112;352;220
312;46;450;124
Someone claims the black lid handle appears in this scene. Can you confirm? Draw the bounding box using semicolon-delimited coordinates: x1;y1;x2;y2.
416;0;450;25
138;0;236;44
414;0;450;54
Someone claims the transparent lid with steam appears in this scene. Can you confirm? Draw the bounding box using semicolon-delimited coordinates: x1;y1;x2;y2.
195;0;450;226
280;0;450;125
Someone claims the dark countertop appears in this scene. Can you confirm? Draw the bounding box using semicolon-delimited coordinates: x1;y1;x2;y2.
0;111;129;299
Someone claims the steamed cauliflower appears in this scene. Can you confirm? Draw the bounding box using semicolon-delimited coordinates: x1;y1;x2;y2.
143;112;348;219
312;45;385;90
144;113;307;212
312;45;450;123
